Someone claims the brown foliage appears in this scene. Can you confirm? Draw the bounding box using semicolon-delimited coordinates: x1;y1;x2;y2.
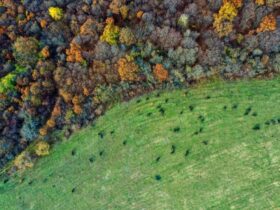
39;126;48;136
59;89;72;103
119;27;136;45
40;19;48;28
91;60;120;85
40;46;50;59
256;14;277;33
153;64;169;82
66;42;84;63
52;103;61;117
117;57;139;82
73;104;82;114
109;0;126;15
46;118;56;128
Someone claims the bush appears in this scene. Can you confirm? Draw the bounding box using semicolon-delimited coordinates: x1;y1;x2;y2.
14;152;34;170
35;141;50;156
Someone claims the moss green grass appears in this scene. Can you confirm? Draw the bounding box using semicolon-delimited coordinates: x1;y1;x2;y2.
1;77;280;209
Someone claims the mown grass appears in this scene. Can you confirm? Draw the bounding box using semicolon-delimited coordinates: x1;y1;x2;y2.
1;77;280;210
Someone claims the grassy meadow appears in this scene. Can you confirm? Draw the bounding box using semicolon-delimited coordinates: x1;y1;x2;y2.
1;77;280;209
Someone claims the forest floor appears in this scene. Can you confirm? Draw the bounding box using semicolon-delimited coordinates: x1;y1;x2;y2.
0;77;280;210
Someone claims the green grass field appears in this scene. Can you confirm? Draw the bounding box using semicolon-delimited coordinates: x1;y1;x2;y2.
1;77;280;210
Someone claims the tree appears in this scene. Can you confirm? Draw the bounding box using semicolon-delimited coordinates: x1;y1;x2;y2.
48;7;64;21
13;37;39;67
100;18;120;45
120;27;136;46
153;64;169;82
117;57;140;81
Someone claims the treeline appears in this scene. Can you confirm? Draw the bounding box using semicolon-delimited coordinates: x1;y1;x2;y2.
0;0;279;168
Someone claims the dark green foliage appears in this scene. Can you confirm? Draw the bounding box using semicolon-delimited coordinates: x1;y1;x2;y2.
89;155;96;163
253;124;261;130
156;156;161;162
173;127;180;132
155;175;162;181
185;149;190;157
171;145;176;154
244;107;252;116
71;149;76;156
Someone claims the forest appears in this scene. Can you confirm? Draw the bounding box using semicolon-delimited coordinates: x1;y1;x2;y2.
0;0;279;169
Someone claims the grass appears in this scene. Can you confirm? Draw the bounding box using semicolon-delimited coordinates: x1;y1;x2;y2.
1;77;280;209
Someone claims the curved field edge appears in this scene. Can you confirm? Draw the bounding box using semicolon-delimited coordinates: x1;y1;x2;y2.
0;77;280;209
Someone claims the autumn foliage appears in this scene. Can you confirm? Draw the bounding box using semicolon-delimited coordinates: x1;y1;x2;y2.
0;0;279;170
213;1;238;37
35;141;50;156
117;57;139;81
255;0;265;5
100;18;120;45
153;64;169;82
256;14;277;33
48;7;64;21
66;42;84;63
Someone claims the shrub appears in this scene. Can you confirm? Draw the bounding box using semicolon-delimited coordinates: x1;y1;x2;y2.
48;7;63;21
14;152;34;170
35;141;50;156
